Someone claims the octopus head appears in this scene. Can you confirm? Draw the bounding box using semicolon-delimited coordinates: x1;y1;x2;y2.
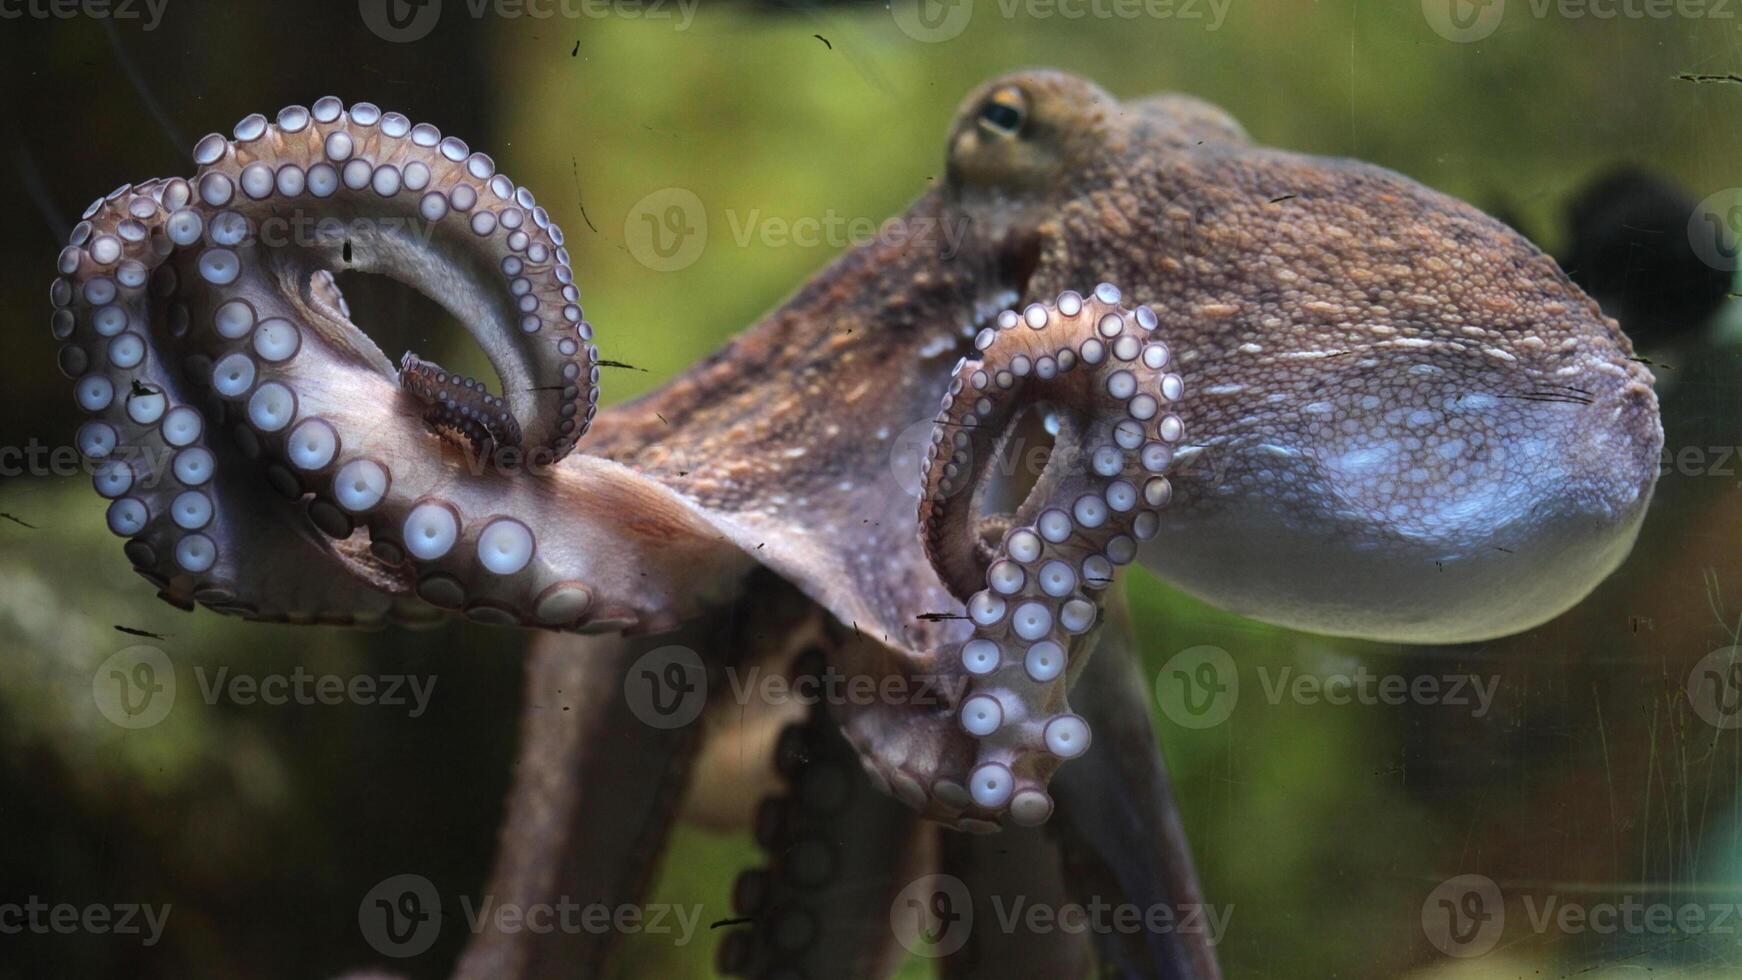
939;70;1661;644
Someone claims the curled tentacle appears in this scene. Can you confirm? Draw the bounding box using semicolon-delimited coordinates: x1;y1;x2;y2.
182;99;598;458
399;352;524;462
51;101;744;631
851;283;1182;827
51;177;420;624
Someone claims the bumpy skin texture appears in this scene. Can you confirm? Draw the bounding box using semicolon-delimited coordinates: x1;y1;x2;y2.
1096;99;1659;643
48;70;1658;968
594;72;1660;648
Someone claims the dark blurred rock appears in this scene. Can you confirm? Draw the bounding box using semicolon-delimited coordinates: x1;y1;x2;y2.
1560;167;1733;351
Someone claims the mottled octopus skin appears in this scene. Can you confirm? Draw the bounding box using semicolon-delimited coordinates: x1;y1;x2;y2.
50;71;1659;837
591;73;1661;648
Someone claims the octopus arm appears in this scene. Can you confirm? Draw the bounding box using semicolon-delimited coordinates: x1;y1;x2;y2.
1051;591;1221;979
50;100;750;631
452;629;706;980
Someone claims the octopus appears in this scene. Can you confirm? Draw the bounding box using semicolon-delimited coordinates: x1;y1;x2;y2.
47;71;1661;977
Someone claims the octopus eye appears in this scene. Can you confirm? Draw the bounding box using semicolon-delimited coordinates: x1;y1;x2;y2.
976;87;1027;139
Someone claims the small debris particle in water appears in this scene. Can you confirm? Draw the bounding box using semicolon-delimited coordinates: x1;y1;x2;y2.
1677;72;1742;85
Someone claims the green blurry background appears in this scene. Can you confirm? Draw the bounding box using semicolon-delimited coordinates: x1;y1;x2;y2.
2;1;1742;976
